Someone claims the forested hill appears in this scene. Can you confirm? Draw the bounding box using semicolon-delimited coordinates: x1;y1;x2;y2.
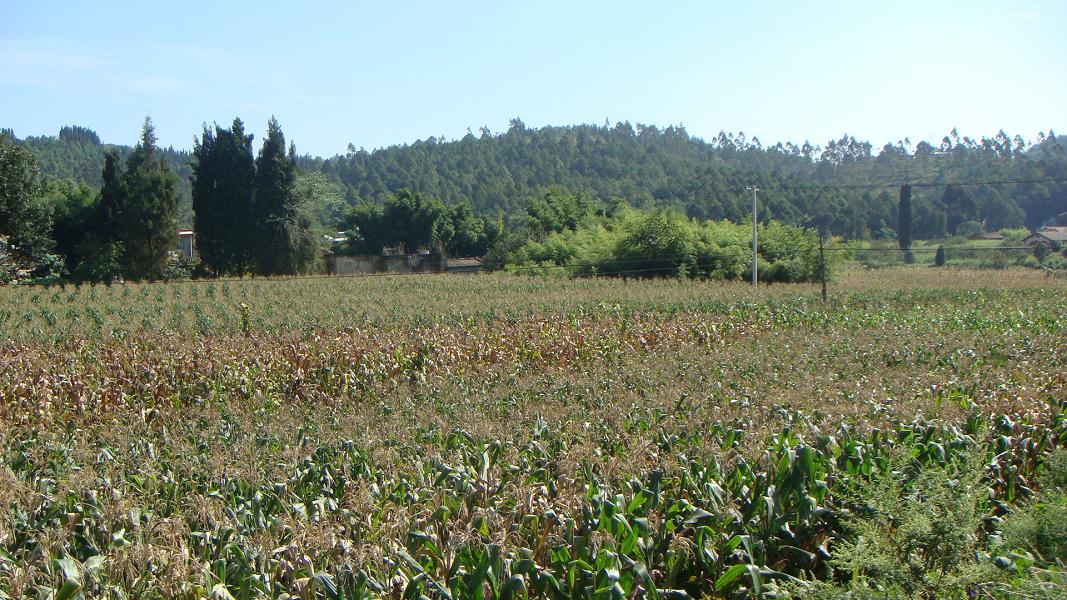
313;121;1067;238
10;122;1067;238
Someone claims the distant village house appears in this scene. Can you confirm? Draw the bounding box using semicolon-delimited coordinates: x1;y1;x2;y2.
1023;226;1067;248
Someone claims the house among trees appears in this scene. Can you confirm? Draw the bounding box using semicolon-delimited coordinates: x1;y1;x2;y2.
177;229;195;258
325;245;447;275
1023;226;1067;248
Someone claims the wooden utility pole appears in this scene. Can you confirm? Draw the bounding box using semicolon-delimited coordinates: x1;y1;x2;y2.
819;232;827;303
747;185;760;286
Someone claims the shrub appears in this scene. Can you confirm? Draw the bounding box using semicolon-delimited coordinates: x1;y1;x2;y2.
1000;450;1067;565
814;449;997;598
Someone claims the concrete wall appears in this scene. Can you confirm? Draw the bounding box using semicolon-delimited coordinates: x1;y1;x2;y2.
327;253;446;275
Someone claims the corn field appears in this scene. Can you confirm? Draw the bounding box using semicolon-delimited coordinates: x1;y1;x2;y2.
1;268;1065;598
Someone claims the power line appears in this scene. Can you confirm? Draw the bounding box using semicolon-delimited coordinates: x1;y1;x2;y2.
753;177;1067;192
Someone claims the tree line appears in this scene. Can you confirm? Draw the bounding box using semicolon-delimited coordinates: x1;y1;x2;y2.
3;118;1067;283
1;117;321;282
11;120;1067;242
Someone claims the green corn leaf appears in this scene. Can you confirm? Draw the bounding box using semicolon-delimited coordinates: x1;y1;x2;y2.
715;564;746;592
55;578;82;600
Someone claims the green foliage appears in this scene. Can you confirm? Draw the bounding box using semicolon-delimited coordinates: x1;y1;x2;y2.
1000;450;1067;567
501;200;827;282
342;189;499;257
0;134;54;278
820;450;994;598
295;171;347;235
15;126;194;227
956;220;984;238
102;118;180;280
253;117;317;275
897;185;912;252
316;124;1067;240
42;179;98;274
192;118;256;276
525;187;595;234
13;123;1067;242
72;240;124;283
58;125;101;146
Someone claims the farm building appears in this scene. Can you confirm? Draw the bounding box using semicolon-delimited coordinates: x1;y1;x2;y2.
177;230;196;258
967;232;1005;241
446;257;484;273
325;246;484;276
1023;226;1067;248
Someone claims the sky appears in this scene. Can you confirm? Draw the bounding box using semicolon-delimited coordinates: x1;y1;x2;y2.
2;1;1065;157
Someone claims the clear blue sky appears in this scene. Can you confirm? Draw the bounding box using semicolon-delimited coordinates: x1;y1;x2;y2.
2;1;1064;156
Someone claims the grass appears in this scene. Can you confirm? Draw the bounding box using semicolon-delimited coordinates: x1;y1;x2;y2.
1;268;1065;598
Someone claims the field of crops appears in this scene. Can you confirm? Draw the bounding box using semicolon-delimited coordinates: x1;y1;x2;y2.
1;268;1066;598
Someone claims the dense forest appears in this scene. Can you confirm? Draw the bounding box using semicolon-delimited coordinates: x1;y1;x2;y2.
7;121;1067;240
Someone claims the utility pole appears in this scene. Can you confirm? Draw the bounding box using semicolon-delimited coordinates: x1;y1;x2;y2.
747;185;760;286
819;231;827;303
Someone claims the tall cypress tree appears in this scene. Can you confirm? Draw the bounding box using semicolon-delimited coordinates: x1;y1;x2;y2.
116;117;179;279
253;117;315;275
97;150;123;242
192;118;255;275
898;184;913;264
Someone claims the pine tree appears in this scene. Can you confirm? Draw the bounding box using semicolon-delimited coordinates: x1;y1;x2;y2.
193;118;255;275
114;117;179;279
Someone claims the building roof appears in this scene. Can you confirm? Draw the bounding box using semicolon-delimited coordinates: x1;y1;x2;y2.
447;257;483;269
1026;227;1067;243
968;232;1005;240
1038;226;1067;241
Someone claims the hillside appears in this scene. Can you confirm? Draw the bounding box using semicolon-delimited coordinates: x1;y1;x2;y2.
316;122;1067;238
12;126;195;227
9;122;1067;238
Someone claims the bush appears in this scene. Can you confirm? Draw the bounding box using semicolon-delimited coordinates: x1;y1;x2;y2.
957;220;985;237
817;449;994;598
73;240;123;283
499;203;827;282
1000;451;1067;565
